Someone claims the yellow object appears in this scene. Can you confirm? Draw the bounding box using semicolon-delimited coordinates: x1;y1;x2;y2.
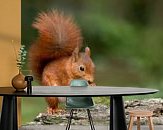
0;0;21;127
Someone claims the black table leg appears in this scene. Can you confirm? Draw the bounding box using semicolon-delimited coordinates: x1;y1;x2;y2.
110;96;127;130
0;96;18;130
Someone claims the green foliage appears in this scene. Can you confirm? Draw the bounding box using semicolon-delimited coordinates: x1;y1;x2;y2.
22;97;46;124
16;45;27;70
79;13;140;57
93;97;110;106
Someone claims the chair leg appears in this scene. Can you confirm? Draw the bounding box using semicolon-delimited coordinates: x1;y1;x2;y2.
66;109;74;130
148;117;154;130
128;116;134;130
87;109;95;130
137;117;141;130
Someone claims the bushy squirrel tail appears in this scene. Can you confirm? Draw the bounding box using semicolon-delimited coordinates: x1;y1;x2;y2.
28;10;83;81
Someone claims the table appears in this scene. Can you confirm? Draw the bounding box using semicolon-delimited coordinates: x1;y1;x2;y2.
0;86;158;130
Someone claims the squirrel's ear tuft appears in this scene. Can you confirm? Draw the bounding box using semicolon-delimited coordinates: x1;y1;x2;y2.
72;47;79;62
85;47;91;56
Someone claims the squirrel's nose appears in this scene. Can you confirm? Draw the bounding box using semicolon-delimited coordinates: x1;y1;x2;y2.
84;76;94;85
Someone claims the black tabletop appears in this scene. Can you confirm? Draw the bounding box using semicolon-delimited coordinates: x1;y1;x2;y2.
0;86;158;97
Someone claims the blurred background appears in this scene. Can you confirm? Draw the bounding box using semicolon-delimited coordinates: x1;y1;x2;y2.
21;0;163;124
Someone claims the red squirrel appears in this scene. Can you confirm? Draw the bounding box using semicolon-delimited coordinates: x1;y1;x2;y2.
28;10;95;114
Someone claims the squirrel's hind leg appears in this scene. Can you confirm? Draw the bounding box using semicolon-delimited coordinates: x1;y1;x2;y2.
45;97;59;115
47;107;58;115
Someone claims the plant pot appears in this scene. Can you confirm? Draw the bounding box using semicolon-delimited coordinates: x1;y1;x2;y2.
11;72;27;91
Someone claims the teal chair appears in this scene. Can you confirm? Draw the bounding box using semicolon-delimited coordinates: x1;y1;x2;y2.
65;79;95;130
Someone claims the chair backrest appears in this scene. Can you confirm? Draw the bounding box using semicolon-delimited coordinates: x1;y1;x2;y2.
66;79;94;108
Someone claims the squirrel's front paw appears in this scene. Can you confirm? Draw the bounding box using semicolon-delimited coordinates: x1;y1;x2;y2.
47;107;65;115
47;107;58;115
89;82;96;86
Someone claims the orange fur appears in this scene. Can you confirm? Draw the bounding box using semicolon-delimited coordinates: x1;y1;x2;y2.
28;10;95;114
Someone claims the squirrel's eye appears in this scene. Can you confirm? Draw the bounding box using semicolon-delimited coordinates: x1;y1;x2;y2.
79;65;85;71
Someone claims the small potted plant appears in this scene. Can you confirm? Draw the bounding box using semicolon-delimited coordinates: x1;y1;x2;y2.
11;42;27;91
16;45;27;73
